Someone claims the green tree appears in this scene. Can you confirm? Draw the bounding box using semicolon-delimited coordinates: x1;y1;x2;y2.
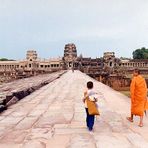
133;47;148;59
0;58;15;61
0;58;9;61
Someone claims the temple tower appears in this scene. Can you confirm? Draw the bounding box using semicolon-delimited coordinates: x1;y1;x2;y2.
26;50;38;61
63;43;77;69
25;50;38;73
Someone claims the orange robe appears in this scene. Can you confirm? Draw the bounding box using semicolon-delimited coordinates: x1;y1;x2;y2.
144;99;148;111
130;75;148;116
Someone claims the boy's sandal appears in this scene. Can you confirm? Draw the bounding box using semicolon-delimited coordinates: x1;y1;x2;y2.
126;117;133;122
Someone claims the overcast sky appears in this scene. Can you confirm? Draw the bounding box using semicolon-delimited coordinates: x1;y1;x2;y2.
0;0;148;60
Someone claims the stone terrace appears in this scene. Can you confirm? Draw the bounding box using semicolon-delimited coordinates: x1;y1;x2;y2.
0;71;65;109
0;70;148;148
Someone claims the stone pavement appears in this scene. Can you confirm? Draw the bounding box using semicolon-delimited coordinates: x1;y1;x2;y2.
0;71;65;111
0;70;148;148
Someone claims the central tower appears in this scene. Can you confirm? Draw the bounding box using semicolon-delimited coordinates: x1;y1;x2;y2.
63;43;77;69
26;50;38;61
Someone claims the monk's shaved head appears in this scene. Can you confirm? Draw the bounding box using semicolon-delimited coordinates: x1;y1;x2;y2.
134;69;140;75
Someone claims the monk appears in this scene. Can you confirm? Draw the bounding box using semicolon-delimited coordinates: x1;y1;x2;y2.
127;69;148;127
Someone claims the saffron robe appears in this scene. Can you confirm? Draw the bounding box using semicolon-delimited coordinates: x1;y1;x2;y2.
144;99;148;111
130;75;148;116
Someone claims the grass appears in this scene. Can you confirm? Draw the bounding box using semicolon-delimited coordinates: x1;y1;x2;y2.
119;90;148;97
119;91;130;97
126;74;148;79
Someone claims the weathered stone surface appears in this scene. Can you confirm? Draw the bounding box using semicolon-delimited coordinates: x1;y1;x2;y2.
25;128;53;140
0;144;22;148
126;133;148;148
34;117;54;128
0;70;148;147
22;140;46;148
54;127;88;135
94;133;132;148
0;71;65;112
68;134;96;148
0;116;23;127
1;130;28;143
15;117;39;130
46;135;70;148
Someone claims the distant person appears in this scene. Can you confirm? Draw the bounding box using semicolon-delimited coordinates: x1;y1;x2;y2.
83;81;99;131
127;69;148;127
72;67;74;73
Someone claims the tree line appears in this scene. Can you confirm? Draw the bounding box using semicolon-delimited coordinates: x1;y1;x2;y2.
0;58;15;61
133;47;148;59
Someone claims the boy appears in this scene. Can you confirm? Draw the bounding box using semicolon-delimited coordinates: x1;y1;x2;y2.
83;81;98;131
